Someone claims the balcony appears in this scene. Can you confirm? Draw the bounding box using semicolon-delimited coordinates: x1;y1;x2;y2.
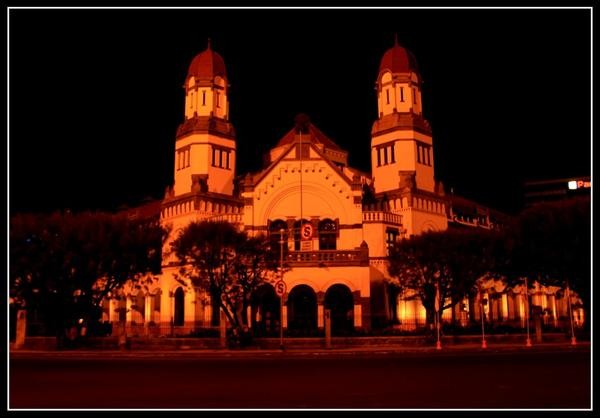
284;248;369;267
362;211;403;226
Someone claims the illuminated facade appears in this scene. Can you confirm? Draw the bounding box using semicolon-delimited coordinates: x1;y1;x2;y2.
106;40;583;335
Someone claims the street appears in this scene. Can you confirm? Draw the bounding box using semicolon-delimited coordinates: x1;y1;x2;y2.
9;347;590;409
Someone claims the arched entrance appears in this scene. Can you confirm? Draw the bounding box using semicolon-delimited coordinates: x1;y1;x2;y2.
287;284;317;335
173;287;184;326
251;284;280;336
324;284;354;335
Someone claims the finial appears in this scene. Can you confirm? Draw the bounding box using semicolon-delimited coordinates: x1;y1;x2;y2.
394;33;399;46
207;37;212;50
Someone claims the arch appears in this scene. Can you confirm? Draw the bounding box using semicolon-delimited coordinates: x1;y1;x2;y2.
173;287;185;326
261;182;350;225
324;284;354;335
318;218;337;250
251;284;280;337
287;284;318;335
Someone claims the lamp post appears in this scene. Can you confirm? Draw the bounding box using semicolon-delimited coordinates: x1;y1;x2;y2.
435;277;441;350
566;280;577;346
480;287;487;349
279;228;285;350
524;277;532;347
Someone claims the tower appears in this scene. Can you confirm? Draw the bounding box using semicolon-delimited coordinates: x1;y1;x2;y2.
371;36;435;195
370;37;447;235
172;40;236;196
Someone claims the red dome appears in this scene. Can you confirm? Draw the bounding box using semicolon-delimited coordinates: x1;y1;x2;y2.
187;40;227;80
379;39;419;74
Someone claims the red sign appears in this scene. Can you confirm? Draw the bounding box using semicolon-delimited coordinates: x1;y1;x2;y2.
301;223;314;241
275;280;286;296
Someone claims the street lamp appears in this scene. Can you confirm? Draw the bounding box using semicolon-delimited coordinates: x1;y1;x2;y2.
279;228;285;350
479;287;487;349
434;276;441;350
524;277;532;347
566;280;577;346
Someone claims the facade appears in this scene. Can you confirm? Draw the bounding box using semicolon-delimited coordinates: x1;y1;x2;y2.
104;40;584;336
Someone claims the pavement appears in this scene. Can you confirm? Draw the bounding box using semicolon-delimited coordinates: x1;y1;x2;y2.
9;340;590;359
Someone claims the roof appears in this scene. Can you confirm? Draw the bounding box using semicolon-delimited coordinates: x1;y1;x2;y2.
275;115;343;152
379;37;419;75
187;40;227;80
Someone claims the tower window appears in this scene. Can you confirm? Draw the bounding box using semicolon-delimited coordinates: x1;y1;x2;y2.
202;90;206;106
413;88;417;104
376;142;395;167
386;89;390;105
211;146;232;170
216;92;220;108
417;143;432;167
400;87;405;102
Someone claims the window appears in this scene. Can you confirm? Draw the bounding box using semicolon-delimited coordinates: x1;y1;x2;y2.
417;143;432;167
211;146;232;170
376;142;395;167
386;228;399;255
216;92;220;108
202;90;206;106
386;89;390;105
318;219;337;250
412;88;417;104
269;220;288;258
400;87;405;102
176;147;191;171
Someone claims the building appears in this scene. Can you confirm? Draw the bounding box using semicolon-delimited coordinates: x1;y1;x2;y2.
103;39;583;336
523;176;591;207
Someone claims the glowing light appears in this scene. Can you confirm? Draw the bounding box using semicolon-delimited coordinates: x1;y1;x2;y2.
568;181;577;190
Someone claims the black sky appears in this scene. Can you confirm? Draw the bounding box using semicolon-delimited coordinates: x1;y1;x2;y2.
8;7;591;215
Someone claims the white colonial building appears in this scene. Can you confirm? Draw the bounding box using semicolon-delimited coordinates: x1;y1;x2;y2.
105;40;583;336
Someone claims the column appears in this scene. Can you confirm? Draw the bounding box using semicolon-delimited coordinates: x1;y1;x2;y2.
108;299;119;323
353;303;362;328
282;306;288;329
126;296;133;325
317;304;324;329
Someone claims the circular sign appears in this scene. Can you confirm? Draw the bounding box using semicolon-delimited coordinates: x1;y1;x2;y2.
301;223;314;240
274;280;286;296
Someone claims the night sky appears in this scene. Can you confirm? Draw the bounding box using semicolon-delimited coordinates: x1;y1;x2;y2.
8;7;591;215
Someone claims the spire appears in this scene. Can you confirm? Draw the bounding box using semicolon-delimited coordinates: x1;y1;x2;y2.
207;37;212;50
394;33;399;46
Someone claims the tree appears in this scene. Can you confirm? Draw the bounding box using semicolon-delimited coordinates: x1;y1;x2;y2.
387;228;502;328
10;211;167;345
171;221;274;344
505;198;591;329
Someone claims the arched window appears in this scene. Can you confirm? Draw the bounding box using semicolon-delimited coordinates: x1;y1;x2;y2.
269;219;288;256
319;219;337;250
174;287;184;326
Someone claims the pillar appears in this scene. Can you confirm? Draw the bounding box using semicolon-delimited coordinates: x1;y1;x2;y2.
317;304;324;329
282;306;288;329
14;309;27;349
353;303;362;328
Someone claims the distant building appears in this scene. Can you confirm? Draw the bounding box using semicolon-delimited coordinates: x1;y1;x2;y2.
524;177;591;207
105;39;583;335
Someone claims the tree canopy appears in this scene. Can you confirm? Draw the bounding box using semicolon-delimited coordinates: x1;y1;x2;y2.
387;228;502;324
10;211;167;336
171;221;275;337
